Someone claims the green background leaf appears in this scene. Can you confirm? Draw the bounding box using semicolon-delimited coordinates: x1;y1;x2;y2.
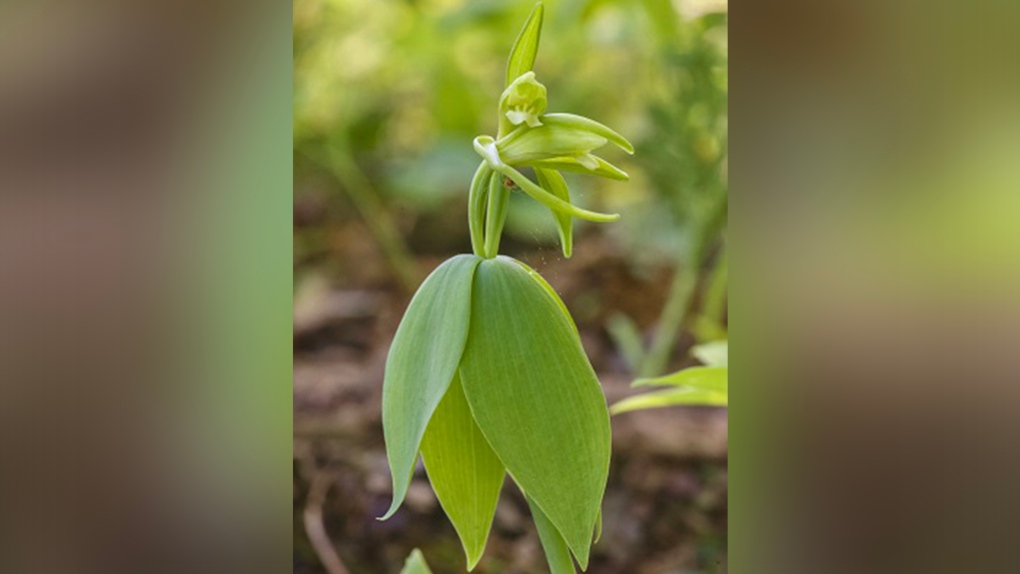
382;255;482;519
400;549;434;574
459;257;610;568
692;340;728;367
633;365;728;393
611;385;728;415
421;374;505;570
506;2;545;86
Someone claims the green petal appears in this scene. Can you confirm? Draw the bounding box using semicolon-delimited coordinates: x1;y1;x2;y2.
526;493;577;574
400;549;434;574
542;113;634;154
528;155;630;181
506;2;545;86
498;125;608;165
421;374;505;570
496;164;619;223
460;257;611;568
632;366;728;394
533;167;574;258
610;386;728;414
381;255;483;519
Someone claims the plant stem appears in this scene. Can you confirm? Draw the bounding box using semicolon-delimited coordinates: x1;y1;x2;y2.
468;162;491;257
483;174;510;258
640;195;727;376
314;144;420;293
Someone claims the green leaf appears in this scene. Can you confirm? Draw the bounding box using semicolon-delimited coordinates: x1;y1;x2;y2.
509;259;578;336
382;255;483;519
534;167;574;257
594;509;603;544
421;374;505;570
400;549;434;574
633;366;728;394
692;340;728;367
496;163;619;223
506;2;545;86
611;386;728;414
542;113;635;154
526;493;577;574
460;257;611;568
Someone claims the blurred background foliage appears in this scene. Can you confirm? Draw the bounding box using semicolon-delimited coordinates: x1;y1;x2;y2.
294;1;727;571
294;0;727;334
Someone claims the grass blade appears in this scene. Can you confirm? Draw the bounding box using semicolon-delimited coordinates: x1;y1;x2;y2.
632;365;728;393
611;387;728;415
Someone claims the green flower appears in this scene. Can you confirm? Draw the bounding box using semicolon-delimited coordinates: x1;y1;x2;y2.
470;22;633;258
501;71;548;129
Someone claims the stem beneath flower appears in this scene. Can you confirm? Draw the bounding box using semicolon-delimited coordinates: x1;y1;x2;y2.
468;162;492;257
483;172;510;258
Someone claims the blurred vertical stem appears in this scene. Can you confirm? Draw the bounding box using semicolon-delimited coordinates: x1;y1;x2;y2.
318;143;420;293
695;243;728;341
640;194;727;376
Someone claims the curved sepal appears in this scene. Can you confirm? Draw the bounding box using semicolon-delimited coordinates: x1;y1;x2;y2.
497;163;619;223
421;374;505;570
381;255;483;519
460;257;611;568
533;167;574;257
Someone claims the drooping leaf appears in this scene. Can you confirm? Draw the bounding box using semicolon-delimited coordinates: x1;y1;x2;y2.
692;340;728;367
382;255;482;519
526;493;576;574
400;549;434;574
632;366;728;394
506;2;545;86
610;385;728;414
460;257;611;568
534;167;574;257
421;374;505;570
